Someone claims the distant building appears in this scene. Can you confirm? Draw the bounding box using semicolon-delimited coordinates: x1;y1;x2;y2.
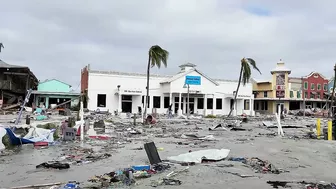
32;79;80;109
81;63;255;116
0;59;38;108
252;59;292;114
252;60;330;114
301;72;329;109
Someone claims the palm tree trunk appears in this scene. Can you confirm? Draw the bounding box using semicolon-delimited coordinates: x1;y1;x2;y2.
228;66;243;117
329;64;336;118
144;55;151;124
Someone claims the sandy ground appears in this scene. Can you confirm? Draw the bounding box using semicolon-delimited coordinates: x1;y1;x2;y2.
0;115;336;189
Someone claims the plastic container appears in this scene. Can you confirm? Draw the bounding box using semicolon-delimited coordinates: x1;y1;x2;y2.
132;165;150;171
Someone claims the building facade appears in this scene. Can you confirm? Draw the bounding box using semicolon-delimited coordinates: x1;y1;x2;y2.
32;79;80;109
253;60;330;114
302;72;329;109
81;63;255;116
252;60;292;114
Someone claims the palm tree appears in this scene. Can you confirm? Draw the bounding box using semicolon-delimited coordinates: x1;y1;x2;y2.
228;57;261;117
143;45;169;123
0;43;4;53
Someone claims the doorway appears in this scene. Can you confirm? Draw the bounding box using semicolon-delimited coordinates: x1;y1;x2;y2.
188;97;194;114
121;95;132;113
276;103;284;114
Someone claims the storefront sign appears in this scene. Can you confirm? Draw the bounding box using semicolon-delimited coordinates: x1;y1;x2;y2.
185;75;201;85
123;89;143;94
238;95;250;98
276;73;285;98
189;90;201;94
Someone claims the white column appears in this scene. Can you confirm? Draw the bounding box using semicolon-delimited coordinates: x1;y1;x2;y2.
212;95;216;115
204;94;207;116
194;97;198;114
118;93;122;113
169;93;172;105
160;95;164;113
183;96;186;114
178;93;182;115
250;99;254;116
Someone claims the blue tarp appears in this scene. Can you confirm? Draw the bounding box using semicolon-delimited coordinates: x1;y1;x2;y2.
5;128;35;145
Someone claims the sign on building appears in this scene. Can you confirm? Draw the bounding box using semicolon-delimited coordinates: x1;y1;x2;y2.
123;89;143;95
276;73;285;98
185;75;201;85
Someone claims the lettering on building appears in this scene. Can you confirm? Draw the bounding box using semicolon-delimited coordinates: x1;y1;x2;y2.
123;90;142;94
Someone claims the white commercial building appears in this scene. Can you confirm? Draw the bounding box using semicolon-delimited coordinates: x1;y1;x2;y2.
81;63;255;116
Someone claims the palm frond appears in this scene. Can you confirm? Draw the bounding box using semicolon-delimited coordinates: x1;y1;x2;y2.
246;58;261;74
149;45;169;69
241;60;251;85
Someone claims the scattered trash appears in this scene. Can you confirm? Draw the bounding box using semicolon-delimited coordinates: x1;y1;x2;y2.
36;161;70;169
167;149;230;164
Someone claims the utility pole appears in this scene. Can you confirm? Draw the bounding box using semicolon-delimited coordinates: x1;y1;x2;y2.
301;76;305;117
187;84;190;119
329;64;336;118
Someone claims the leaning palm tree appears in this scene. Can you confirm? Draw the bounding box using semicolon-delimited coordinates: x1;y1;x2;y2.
0;43;4;53
143;45;169;123
228;57;261;117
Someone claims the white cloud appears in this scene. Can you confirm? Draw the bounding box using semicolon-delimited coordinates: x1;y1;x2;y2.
0;0;335;88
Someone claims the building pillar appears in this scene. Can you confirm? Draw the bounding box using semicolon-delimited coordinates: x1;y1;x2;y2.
194;97;198;114
45;97;49;109
204;94;207;116
212;95;216;115
177;93;182;115
118;94;122;113
160;95;164;113
250;99;254;116
183;95;186;114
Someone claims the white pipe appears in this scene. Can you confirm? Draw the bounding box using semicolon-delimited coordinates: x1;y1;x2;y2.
80;101;84;141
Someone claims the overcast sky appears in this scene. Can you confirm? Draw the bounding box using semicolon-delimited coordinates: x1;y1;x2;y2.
0;0;335;90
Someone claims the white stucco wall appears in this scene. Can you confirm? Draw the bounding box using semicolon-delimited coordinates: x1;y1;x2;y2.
86;68;254;116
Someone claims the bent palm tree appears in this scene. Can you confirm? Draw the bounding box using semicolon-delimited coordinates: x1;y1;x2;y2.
228;57;261;117
144;45;169;123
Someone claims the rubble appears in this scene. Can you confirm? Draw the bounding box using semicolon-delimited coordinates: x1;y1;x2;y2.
1;111;336;188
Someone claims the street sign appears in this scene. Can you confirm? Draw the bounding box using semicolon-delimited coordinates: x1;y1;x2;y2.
185;75;201;85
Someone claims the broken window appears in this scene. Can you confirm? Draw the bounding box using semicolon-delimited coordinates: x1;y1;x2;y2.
197;98;204;109
207;98;213;109
164;97;170;108
153;96;161;108
97;94;106;107
244;100;250;110
216;98;222;109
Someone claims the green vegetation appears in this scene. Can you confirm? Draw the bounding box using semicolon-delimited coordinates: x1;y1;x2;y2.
205;114;217;118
